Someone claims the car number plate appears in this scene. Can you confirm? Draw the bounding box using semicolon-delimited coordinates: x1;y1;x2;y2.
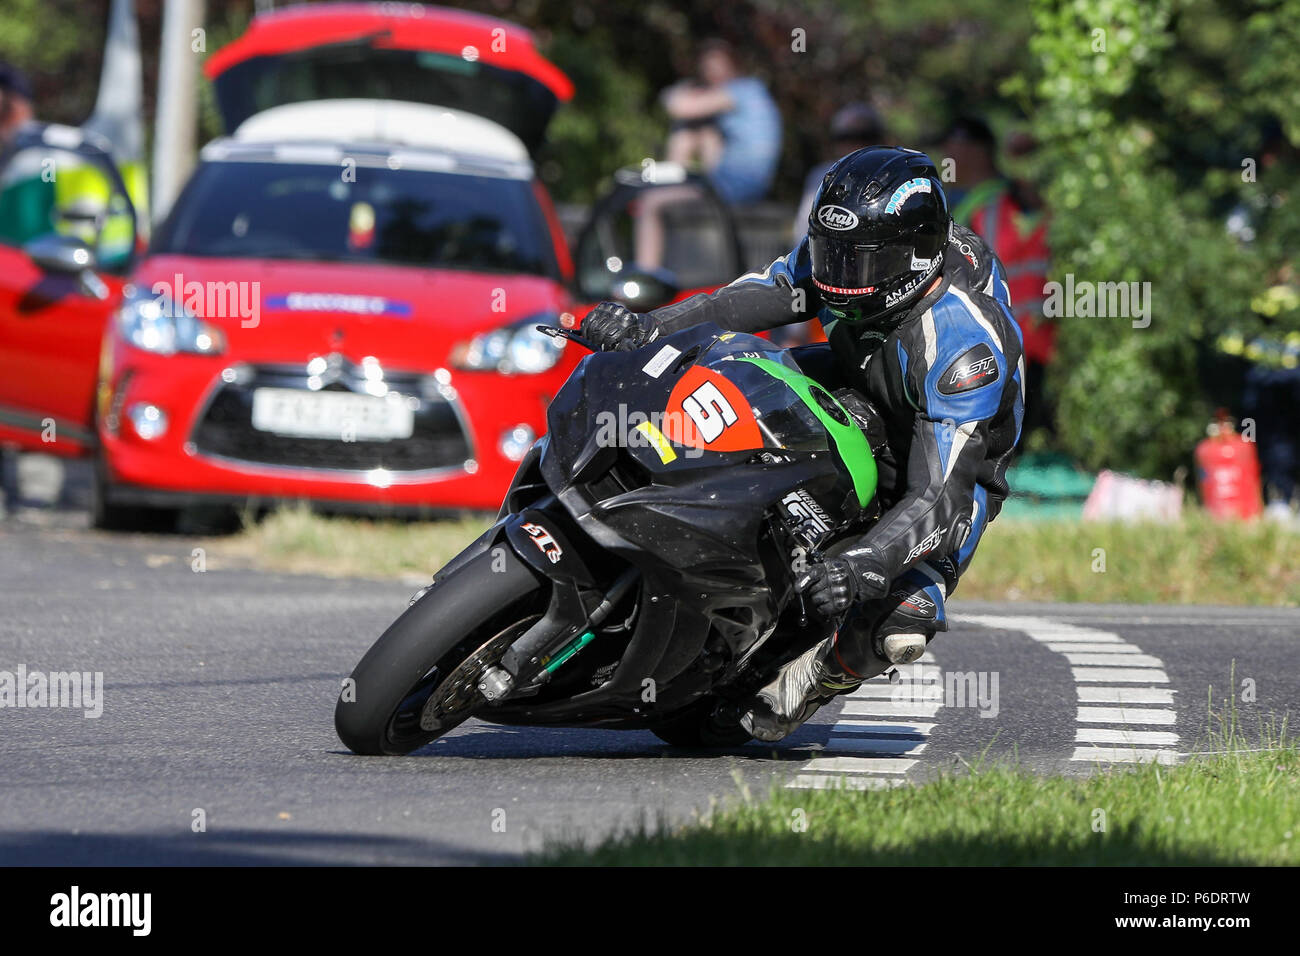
250;388;414;441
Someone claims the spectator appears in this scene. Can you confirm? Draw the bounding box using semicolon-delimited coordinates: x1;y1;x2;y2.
1221;122;1300;523
943;117;1054;438
0;62;33;145
793;102;886;242
939;116;999;211
635;40;782;270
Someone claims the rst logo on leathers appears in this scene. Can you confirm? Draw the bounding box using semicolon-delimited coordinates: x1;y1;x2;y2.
905;524;947;563
817;205;859;230
521;522;563;563
938;343;1000;395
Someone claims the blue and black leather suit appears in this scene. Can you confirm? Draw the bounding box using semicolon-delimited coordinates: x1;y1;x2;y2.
637;223;1025;670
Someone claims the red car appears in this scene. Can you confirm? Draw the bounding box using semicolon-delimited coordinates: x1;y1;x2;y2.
0;3;747;528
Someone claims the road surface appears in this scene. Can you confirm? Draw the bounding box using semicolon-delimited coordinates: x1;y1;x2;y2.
1;512;1295;864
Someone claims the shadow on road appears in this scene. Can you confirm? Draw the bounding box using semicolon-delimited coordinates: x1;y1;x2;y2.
323;720;835;763
0;827;515;866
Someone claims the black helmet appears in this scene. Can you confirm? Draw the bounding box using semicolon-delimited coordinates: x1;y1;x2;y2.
807;146;949;329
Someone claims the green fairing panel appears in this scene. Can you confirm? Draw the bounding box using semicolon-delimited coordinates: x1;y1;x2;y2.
736;356;877;507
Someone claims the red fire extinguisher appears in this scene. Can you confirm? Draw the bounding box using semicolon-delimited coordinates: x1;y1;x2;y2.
1195;411;1263;519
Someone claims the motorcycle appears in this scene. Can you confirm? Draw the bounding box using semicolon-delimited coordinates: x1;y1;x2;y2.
334;323;881;755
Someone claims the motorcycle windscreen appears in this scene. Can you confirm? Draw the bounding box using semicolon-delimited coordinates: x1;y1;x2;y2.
209;45;566;155
725;363;836;455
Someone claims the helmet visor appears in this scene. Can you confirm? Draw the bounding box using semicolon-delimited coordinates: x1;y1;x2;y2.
809;235;919;297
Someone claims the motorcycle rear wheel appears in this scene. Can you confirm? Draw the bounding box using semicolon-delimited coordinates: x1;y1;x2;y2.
334;547;543;755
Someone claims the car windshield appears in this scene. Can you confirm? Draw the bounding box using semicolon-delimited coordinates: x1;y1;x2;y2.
151;160;558;277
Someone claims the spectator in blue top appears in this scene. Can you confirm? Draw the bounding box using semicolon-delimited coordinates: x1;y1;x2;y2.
793;102;886;243
635;40;782;270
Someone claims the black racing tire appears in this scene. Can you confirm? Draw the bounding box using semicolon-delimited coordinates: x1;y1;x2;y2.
650;694;753;748
334;546;544;756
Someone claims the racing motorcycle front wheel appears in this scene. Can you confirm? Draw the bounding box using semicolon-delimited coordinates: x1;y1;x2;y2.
334;547;544;756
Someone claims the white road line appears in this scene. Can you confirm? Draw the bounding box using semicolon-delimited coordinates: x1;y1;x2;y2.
1075;728;1180;746
788;774;906;790
1037;632;1126;643
1071;667;1170;683
1071;747;1180;765
1076;706;1177;725
827;736;928;755
830;720;936;735
852;683;941;698
787;658;947;790
1063;653;1164;668
840;700;943;718
1046;642;1141;653
1077;686;1175;704
955;614;1182;770
797;755;919;774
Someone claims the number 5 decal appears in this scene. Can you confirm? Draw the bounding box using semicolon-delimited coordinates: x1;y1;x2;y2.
682;381;737;442
663;366;762;452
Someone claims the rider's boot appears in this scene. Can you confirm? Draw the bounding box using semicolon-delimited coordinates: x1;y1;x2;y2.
741;636;864;742
741;628;929;742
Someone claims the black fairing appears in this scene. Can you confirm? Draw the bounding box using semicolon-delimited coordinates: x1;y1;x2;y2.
481;324;874;729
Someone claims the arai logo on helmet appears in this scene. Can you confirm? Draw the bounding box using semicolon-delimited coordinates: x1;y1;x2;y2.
817;205;860;231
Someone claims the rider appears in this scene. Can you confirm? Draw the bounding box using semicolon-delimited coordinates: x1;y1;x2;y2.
580;146;1025;740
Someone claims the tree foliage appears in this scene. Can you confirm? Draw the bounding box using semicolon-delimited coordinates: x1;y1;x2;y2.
1011;0;1300;478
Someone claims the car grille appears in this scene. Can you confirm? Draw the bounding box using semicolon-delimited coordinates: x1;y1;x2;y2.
192;361;473;474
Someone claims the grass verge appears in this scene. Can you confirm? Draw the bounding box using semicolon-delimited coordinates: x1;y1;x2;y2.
535;703;1297;866
214;506;1300;605
964;513;1300;605
214;504;491;581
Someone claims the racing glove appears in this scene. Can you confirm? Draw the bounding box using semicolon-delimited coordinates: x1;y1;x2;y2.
796;551;891;619
580;301;657;352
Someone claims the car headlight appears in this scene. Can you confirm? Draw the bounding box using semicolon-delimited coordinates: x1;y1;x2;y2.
118;285;226;356
452;313;568;374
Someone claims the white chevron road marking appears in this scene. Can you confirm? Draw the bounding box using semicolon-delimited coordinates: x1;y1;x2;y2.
956;614;1182;770
1077;706;1178;725
1077;686;1175;704
787;657;945;790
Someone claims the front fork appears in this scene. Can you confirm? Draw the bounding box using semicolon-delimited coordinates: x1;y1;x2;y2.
477;509;639;702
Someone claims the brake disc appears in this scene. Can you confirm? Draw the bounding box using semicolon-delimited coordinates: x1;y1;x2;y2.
419;614;540;731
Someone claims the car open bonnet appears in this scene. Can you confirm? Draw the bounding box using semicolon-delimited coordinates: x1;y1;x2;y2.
203;2;574;155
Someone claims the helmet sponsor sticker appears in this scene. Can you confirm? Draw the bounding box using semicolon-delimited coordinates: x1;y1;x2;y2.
885;275;925;308
814;278;877;296
938;343;1000;395
884;177;933;214
816;205;860;230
